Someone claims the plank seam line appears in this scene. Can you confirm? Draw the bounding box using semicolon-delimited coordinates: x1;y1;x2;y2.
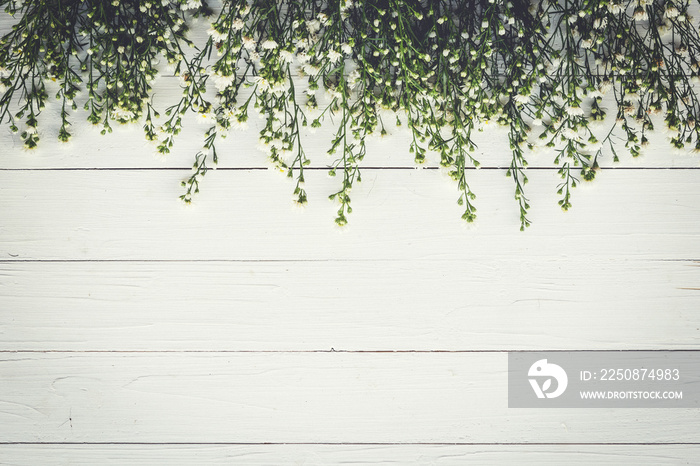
0;259;424;263
2;259;699;263
1;442;699;446
0;167;698;171
1;350;698;354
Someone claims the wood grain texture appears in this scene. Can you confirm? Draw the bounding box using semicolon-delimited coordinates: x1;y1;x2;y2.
0;352;698;444
1;169;700;261
1;260;698;351
1;444;699;465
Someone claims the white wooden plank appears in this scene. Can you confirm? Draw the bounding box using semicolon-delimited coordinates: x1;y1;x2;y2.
1;76;698;169
1;260;698;351
1;169;699;260
0;352;698;443
0;444;698;465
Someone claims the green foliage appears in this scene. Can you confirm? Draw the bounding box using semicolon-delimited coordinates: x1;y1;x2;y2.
2;0;700;228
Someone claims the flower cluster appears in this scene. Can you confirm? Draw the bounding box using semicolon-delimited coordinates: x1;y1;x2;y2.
2;0;700;229
0;0;212;149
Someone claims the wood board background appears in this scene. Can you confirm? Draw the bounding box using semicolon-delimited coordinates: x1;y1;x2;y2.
1;6;700;465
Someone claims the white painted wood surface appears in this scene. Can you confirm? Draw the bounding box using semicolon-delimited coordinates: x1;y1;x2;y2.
2;8;700;466
1;260;699;351
2;170;700;260
2;352;700;444
1;445;699;465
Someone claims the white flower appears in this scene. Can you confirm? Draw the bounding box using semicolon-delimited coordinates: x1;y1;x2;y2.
278;148;294;164
326;87;342;100
207;27;227;42
252;76;271;93
231;115;248;131
302;63;320;76
340;42;352;55
213;73;235;91
111;106;136;122
634;8;648;21
607;2;623;14
271;81;288;96
566;106;584;117
279;50;294;64
257;139;272;155
232;19;245;31
294;37;309;51
531;118;543;126
307;20;321;34
514;94;530;104
261;39;278;50
0;67;10;78
327;50;342;63
665;6;679;19
180;0;202;11
657;20;672;35
561;127;581;141
242;36;256;51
